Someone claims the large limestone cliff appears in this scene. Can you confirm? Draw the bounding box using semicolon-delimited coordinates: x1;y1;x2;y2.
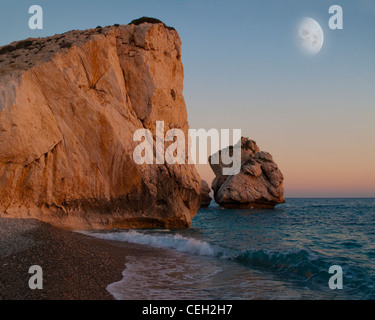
0;23;201;230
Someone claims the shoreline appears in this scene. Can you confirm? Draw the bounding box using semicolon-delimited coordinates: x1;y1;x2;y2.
0;217;129;300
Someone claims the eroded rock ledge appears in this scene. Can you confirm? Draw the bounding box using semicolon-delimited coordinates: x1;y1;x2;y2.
0;22;201;230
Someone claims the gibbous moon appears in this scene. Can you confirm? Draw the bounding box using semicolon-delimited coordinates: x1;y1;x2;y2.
297;17;324;56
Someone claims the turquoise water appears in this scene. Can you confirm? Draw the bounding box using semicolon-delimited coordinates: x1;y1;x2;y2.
84;198;375;300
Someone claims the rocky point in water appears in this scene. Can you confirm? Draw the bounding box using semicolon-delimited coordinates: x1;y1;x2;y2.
0;19;202;230
209;137;285;209
199;180;212;208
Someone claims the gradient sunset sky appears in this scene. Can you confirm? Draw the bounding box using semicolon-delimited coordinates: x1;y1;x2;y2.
1;0;374;197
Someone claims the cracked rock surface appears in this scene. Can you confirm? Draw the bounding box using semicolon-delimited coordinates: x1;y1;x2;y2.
0;23;201;230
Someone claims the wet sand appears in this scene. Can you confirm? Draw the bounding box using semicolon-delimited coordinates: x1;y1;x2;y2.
0;217;130;300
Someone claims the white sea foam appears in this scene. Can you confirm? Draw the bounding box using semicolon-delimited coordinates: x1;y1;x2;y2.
80;230;219;256
106;255;225;300
105;253;297;300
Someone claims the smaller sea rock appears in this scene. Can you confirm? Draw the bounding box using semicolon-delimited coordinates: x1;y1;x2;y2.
209;137;285;209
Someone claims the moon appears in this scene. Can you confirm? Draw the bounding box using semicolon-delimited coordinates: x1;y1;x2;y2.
297;17;324;56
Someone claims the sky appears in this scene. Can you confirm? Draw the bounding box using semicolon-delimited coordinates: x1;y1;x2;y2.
0;0;374;197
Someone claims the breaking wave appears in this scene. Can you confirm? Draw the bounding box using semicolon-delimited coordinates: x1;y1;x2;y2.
81;230;329;280
80;230;219;256
80;228;375;299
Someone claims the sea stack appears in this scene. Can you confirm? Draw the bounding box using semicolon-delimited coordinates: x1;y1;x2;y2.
0;21;201;230
209;137;285;209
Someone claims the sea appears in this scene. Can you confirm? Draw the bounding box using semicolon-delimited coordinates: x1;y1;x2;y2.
82;198;375;300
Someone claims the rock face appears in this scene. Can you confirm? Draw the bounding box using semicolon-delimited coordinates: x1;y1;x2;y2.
0;23;201;230
210;137;285;209
199;180;212;208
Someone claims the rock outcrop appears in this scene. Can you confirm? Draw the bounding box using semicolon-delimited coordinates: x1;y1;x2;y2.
0;22;201;230
199;180;212;208
210;137;285;208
